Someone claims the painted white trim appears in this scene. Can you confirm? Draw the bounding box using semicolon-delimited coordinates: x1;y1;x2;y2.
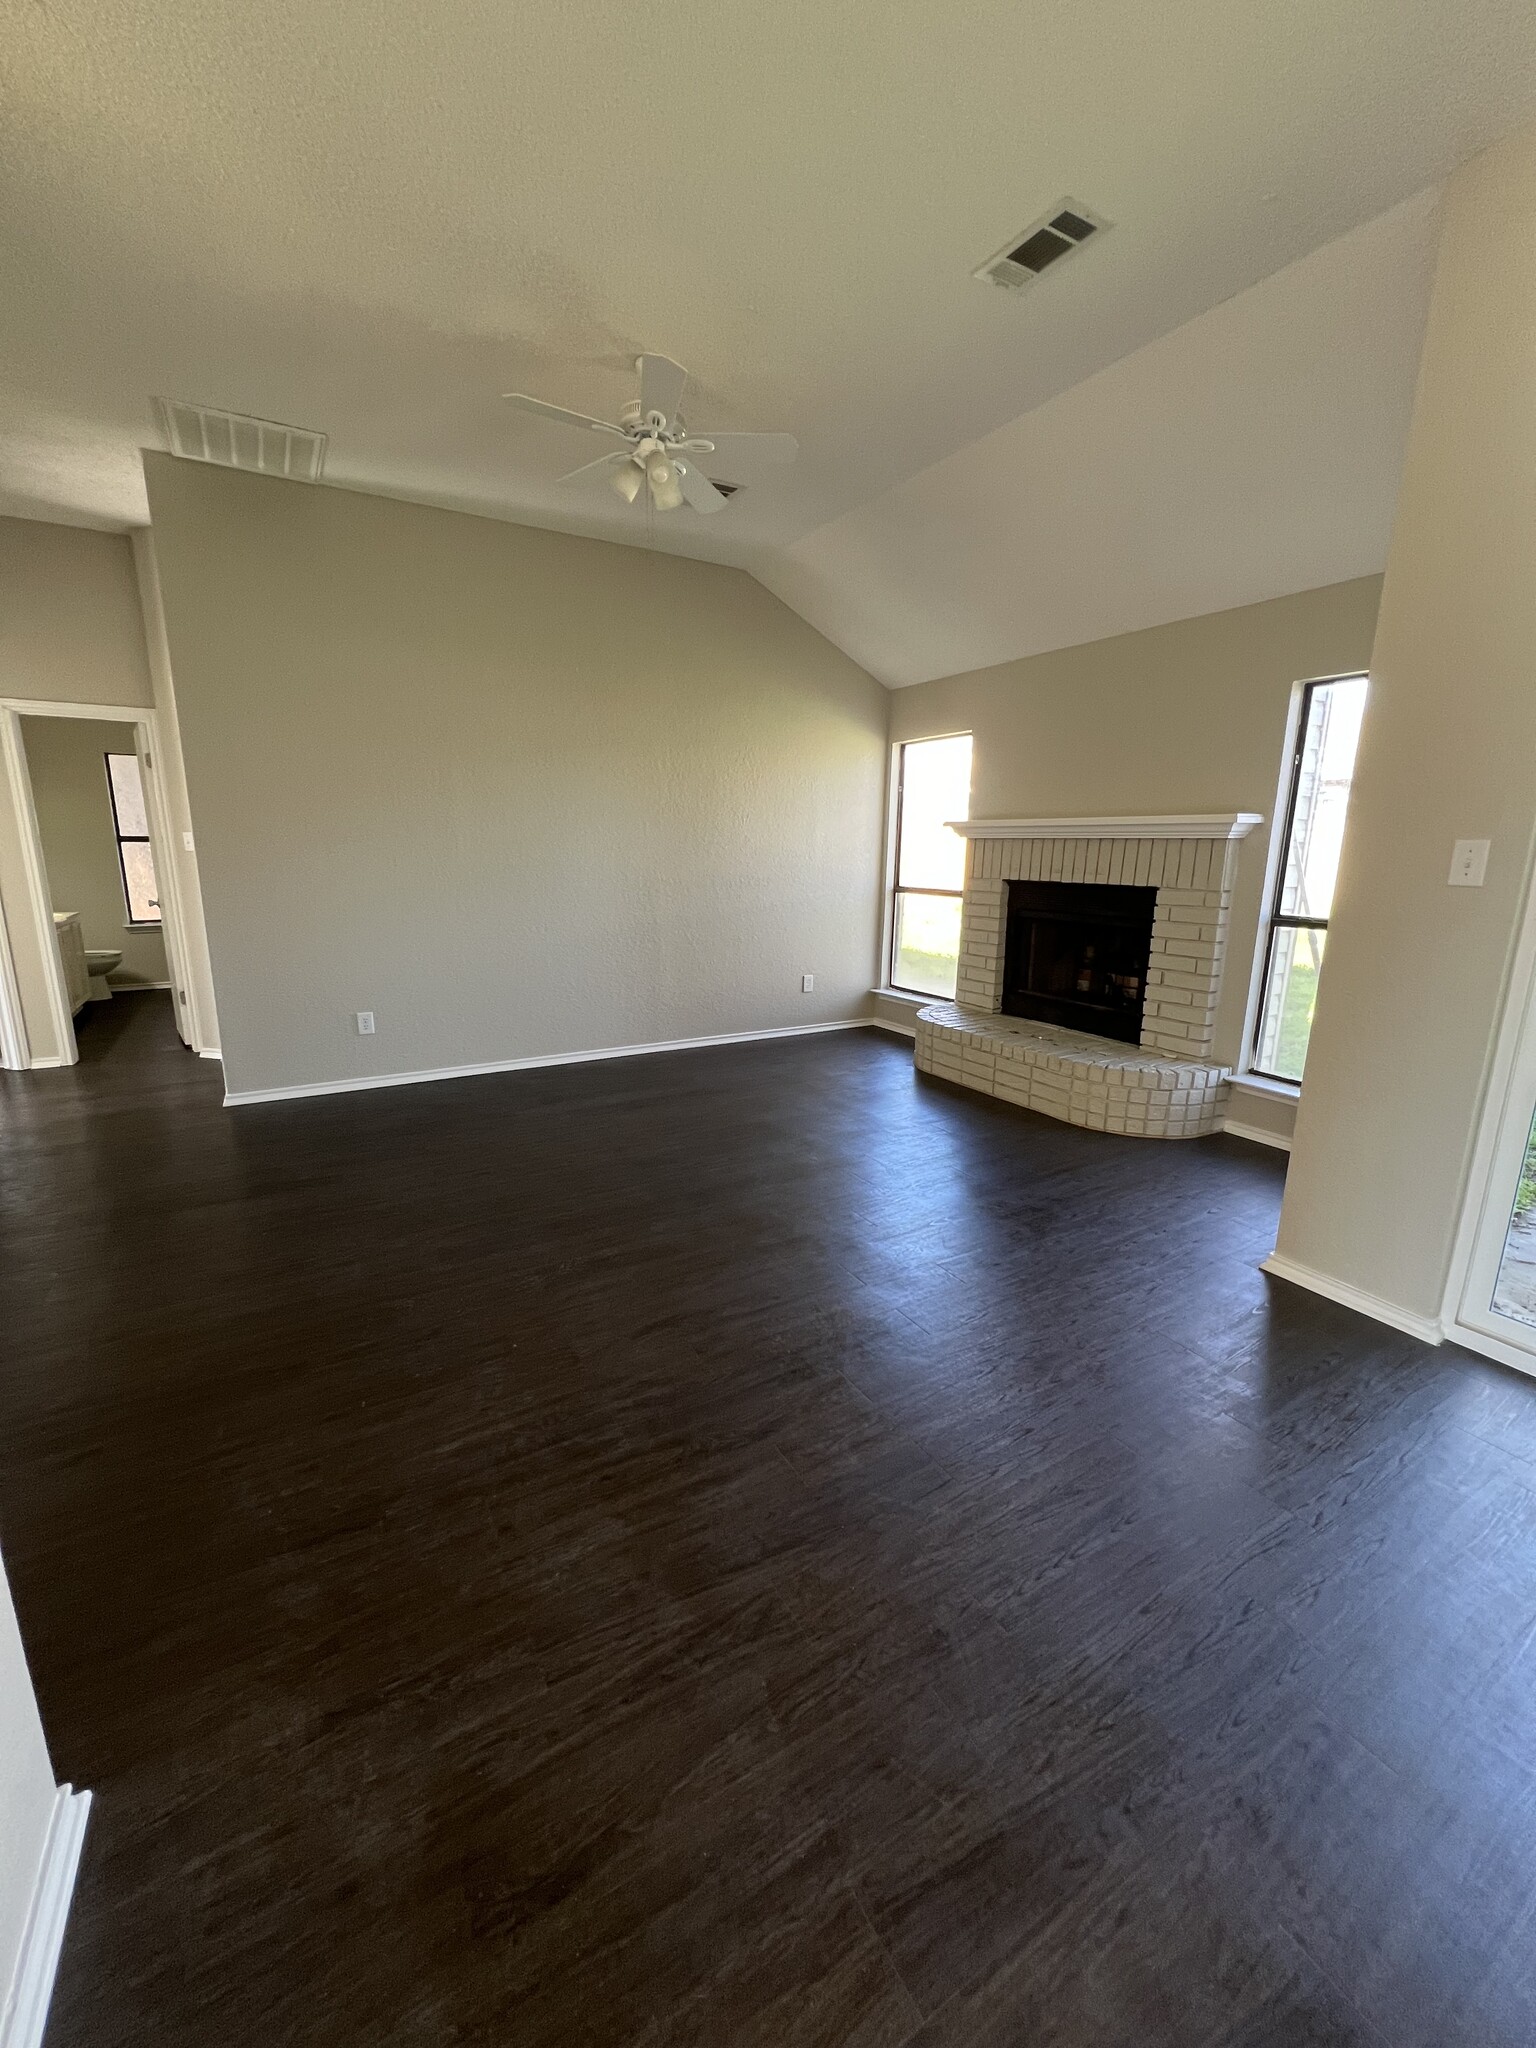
225;1018;873;1106
130;534;221;1058
128;723;197;1055
0;1785;91;2048
0;884;28;1069
868;1018;917;1040
1260;1253;1443;1344
0;699;150;723
25;1055;67;1070
879;743;903;997
1441;1316;1536;1382
948;812;1263;842
883;730;976;995
198;1047;223;1060
1222;1119;1292;1152
0;711;78;1068
1237;679;1312;1079
868;986;928;1008
1228;1072;1300;1102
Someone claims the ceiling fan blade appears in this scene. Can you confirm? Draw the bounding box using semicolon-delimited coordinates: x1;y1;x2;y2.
674;459;728;515
688;430;798;467
637;354;688;427
502;393;628;439
557;450;633;484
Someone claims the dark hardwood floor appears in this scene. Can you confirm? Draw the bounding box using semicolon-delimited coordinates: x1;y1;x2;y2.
4;993;1536;2046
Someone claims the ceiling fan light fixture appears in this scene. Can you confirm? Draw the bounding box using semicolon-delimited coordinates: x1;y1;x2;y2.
504;355;796;516
646;451;684;511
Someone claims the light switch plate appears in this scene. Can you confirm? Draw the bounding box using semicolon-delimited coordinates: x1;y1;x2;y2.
802;973;815;993
1449;839;1491;887
356;1011;375;1034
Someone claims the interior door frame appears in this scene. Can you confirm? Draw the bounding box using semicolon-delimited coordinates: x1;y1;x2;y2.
0;698;196;1070
1443;813;1536;1376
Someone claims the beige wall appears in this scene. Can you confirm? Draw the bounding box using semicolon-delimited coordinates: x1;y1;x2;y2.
887;577;1383;1069
143;455;888;1096
0;518;153;709
0;1550;57;2015
1277;120;1536;1319
20;718;169;988
1223;1079;1298;1151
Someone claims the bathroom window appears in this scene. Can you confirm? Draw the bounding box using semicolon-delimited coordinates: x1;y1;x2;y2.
104;753;162;926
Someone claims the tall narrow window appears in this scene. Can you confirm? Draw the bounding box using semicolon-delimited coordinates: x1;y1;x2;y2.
890;734;972;998
1251;676;1367;1083
104;752;162;927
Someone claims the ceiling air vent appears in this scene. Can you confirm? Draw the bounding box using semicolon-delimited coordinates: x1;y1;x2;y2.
709;479;740;498
974;201;1110;292
154;399;327;481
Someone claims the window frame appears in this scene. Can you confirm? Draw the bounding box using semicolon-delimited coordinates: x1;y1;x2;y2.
103;750;163;929
887;731;972;1000
1247;675;1364;1085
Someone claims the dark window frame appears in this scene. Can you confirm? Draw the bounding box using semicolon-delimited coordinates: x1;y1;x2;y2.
888;734;970;999
1248;676;1363;1085
104;751;162;928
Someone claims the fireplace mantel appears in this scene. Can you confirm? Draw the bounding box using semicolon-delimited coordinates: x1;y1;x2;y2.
948;813;1263;842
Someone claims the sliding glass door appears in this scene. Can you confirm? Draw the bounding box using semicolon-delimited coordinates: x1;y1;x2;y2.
1456;936;1536;1369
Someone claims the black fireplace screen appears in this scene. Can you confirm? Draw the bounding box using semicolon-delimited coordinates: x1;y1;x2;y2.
1001;880;1157;1044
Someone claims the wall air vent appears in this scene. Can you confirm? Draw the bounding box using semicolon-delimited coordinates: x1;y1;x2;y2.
153;398;327;481
709;479;740;498
974;201;1110;292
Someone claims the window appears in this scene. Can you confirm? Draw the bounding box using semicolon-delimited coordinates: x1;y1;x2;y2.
1250;676;1367;1083
104;752;162;926
890;734;972;998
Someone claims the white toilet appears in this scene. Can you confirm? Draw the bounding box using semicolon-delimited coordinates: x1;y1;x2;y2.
85;948;122;1002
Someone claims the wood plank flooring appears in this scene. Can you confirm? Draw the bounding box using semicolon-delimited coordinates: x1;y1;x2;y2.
4;992;1536;2045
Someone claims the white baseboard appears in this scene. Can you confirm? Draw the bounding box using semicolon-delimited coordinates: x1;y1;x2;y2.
1440;1316;1536;1379
868;1018;917;1040
224;1018;873;1107
1221;1118;1292;1152
197;1047;222;1060
0;1786;91;2048
26;1055;67;1070
1260;1253;1443;1345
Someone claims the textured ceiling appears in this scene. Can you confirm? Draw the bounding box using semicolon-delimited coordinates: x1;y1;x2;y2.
3;0;1535;678
762;192;1440;684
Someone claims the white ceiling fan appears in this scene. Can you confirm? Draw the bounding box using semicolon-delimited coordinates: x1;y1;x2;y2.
502;354;796;515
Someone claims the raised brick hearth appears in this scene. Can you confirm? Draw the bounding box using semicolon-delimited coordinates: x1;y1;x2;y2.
914;814;1261;1139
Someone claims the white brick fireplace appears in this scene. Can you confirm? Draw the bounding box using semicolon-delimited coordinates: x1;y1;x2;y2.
913;813;1262;1139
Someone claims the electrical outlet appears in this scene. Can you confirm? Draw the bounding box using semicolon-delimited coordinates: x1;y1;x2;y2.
1449;839;1491;887
802;973;815;994
182;830;195;852
356;1011;375;1035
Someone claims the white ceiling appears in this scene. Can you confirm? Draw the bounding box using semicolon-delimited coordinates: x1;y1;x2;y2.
762;191;1441;684
3;0;1535;681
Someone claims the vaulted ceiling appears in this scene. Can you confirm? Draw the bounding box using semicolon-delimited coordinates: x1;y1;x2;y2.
4;0;1535;683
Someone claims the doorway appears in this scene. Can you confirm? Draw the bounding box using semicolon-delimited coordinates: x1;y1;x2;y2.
0;699;197;1069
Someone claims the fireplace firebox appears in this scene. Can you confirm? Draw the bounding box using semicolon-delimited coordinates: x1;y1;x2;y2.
1001;880;1157;1043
